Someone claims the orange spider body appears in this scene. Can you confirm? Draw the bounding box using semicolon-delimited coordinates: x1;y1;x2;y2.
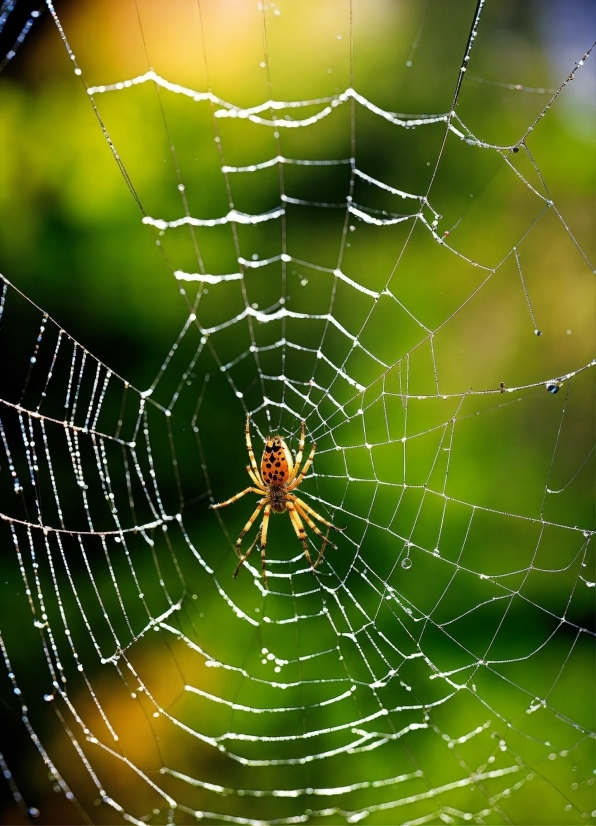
261;437;292;507
210;416;343;586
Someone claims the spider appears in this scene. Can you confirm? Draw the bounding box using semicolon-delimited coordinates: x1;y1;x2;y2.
210;416;343;586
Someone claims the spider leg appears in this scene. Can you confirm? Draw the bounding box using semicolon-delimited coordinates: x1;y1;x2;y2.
286;420;306;485
246;464;264;489
210;487;264;509
293;501;338;551
235;497;267;558
291;496;345;532
286;442;316;491
287;503;313;568
234;504;272;586
233;526;261;579
259;504;271;588
293;501;335;571
313;529;331;570
245;415;264;486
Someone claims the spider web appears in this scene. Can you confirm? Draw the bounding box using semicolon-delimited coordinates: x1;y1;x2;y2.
0;1;595;824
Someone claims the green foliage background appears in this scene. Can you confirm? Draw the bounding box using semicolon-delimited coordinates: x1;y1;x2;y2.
0;1;594;824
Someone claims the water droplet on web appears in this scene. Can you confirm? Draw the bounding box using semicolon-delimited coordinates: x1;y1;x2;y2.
401;557;412;570
547;384;560;394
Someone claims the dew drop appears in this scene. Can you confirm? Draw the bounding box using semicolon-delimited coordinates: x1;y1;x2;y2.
401;557;412;570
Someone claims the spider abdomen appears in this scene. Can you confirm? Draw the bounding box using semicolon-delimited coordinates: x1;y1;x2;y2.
261;436;293;487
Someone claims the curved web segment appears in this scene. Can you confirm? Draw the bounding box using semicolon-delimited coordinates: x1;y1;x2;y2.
0;2;594;824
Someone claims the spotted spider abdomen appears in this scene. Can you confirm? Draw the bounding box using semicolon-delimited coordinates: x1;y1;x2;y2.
261;436;293;487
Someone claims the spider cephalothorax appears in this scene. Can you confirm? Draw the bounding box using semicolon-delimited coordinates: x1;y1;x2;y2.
210;416;343;586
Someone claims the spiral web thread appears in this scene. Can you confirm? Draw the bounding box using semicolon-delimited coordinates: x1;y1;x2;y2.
0;1;595;824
